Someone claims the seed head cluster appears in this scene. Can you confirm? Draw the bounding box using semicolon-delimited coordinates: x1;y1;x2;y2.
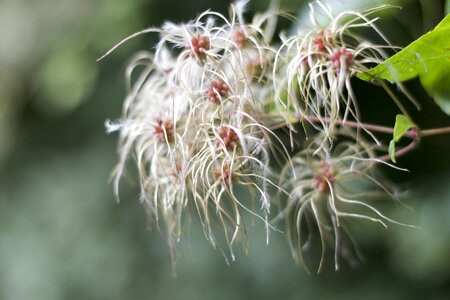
273;2;395;144
104;1;413;270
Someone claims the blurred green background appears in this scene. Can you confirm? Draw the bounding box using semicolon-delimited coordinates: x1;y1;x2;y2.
1;0;449;299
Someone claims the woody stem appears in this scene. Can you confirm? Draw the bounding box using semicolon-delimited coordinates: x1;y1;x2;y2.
260;113;427;162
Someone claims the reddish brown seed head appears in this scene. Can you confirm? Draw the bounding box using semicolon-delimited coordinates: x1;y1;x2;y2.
217;126;240;151
234;29;248;49
214;164;235;186
312;30;326;53
153;118;175;143
329;47;354;72
207;79;229;105
314;163;335;194
190;33;211;62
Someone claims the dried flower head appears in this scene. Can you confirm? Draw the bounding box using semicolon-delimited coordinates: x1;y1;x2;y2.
274;1;395;144
104;0;283;264
189;33;211;62
101;0;419;271
207;79;230;105
278;131;414;272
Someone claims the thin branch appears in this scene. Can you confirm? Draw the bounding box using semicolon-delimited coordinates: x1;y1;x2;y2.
260;113;450;162
420;126;450;137
378;137;420;162
261;113;401;136
260;113;424;162
261;113;450;141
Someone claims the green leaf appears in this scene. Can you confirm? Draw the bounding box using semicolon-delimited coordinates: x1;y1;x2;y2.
393;114;415;142
358;14;450;82
357;14;450;115
389;140;397;163
420;62;450;114
447;0;450;15
389;114;416;163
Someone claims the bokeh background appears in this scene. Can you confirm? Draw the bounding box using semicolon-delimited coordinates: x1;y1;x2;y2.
1;0;449;299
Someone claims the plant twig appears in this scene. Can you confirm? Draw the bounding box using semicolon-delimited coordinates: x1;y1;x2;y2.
260;113;450;162
260;113;423;162
420;126;450;137
378;137;420;162
261;113;410;137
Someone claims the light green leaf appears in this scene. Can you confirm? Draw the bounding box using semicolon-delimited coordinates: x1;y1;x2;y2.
420;62;450;114
358;14;450;82
447;0;450;15
393;114;415;142
389;114;416;163
389;140;397;163
357;14;450;115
